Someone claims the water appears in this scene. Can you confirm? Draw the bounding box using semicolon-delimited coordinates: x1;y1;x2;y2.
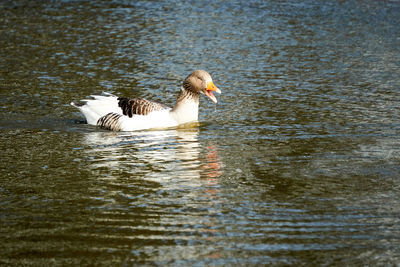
1;0;400;265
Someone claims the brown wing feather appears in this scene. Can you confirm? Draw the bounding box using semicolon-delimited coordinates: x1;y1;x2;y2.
97;112;123;131
117;97;169;117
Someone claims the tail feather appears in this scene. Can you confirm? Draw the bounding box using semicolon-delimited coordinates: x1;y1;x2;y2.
70;101;79;107
70;93;121;125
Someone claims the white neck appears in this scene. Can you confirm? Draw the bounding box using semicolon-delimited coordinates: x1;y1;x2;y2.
170;87;199;124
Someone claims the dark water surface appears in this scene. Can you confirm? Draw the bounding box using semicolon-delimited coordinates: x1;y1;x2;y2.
1;0;400;265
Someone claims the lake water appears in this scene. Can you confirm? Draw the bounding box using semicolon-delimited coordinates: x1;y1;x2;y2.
1;0;400;265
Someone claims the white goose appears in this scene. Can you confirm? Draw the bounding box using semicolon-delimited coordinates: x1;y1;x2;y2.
71;70;221;131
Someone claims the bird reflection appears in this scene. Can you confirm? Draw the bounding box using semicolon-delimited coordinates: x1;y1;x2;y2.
81;128;224;261
203;145;223;179
81;128;223;190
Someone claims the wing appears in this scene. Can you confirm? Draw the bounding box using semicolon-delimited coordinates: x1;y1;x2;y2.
97;112;123;131
117;97;169;117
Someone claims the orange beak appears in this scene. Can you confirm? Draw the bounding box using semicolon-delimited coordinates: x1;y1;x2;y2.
204;81;221;104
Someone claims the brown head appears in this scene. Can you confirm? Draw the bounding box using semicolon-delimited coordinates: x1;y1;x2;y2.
182;70;221;104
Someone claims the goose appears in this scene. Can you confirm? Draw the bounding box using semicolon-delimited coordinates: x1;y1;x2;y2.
71;70;221;131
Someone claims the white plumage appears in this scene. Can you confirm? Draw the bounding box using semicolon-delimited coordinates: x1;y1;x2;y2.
71;70;221;131
71;93;122;125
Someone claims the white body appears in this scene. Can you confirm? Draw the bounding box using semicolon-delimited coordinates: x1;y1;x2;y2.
72;93;199;131
117;109;177;131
